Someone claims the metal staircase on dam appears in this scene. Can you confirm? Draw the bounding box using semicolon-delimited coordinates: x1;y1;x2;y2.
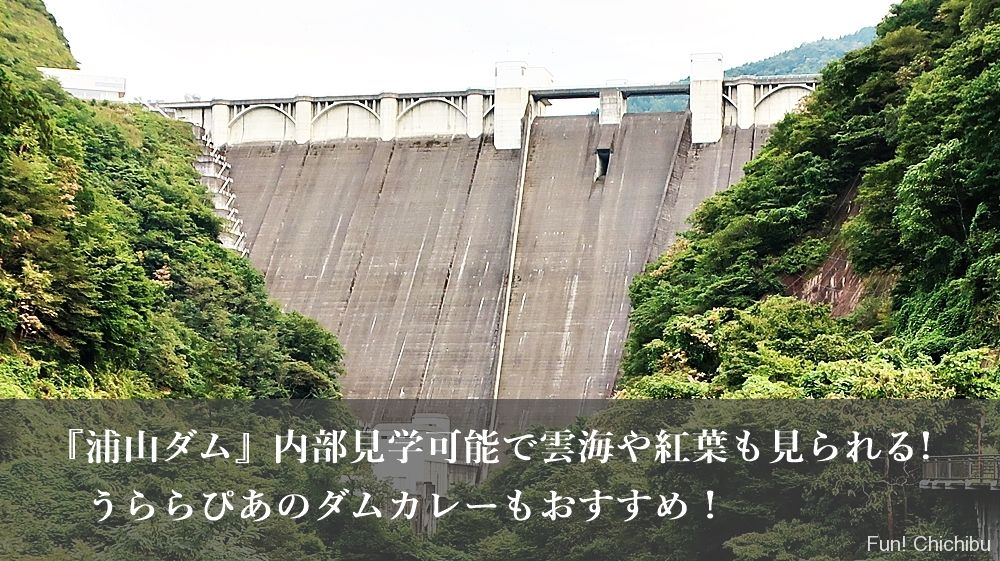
192;125;249;255
139;100;248;254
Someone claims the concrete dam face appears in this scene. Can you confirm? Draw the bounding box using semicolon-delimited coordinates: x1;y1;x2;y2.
226;112;772;411
230;136;519;406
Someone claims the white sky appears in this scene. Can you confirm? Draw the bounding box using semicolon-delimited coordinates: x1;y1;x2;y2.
44;0;896;103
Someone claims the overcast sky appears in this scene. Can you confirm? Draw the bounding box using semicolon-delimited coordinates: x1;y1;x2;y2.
45;0;897;103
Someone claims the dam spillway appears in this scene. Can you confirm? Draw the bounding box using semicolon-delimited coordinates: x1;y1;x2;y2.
225;112;769;409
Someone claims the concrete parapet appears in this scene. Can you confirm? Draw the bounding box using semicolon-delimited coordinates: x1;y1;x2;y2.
160;62;816;149
172;90;502;147
723;74;819;129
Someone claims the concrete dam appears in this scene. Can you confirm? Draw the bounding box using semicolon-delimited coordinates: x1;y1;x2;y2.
163;55;810;420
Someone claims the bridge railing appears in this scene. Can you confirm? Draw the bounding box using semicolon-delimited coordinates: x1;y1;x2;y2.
923;455;1000;486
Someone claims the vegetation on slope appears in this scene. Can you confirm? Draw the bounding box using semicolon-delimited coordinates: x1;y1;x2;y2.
429;12;999;556
726;27;877;76
0;5;456;556
0;0;343;398
0;0;75;68
432;400;979;560
620;0;1000;398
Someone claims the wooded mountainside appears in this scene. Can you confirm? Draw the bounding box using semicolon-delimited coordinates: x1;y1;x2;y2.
0;0;344;398
620;0;1000;398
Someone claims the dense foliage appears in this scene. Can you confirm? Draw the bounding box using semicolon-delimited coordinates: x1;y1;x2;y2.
621;0;1000;398
628;27;877;113
0;402;465;561
0;2;435;556
1;1;997;559
0;0;75;68
0;1;343;398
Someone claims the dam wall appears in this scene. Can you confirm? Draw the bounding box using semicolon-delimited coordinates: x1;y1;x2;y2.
224;110;770;429
649;125;772;255
168;37;815;429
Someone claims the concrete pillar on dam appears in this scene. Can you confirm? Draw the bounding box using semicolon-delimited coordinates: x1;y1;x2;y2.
599;88;625;125
378;95;398;141
735;80;756;129
294;99;312;143
467;93;484;138
494;62;531;150
210;102;229;146
494;62;553;150
690;52;724;144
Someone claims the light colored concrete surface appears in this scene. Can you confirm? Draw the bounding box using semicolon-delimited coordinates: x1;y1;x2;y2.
736;82;756;129
599;88;625;125
754;86;813;125
690;53;724;143
497;113;687;409
227;138;520;426
172;92;501;146
161;68;810;149
724;78;818;129
494;62;554;150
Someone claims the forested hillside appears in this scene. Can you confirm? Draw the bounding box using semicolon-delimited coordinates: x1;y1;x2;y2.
628;27;877;113
0;0;344;398
726;27;876;75
620;0;1000;398
0;0;75;68
1;1;998;559
0;8;458;561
